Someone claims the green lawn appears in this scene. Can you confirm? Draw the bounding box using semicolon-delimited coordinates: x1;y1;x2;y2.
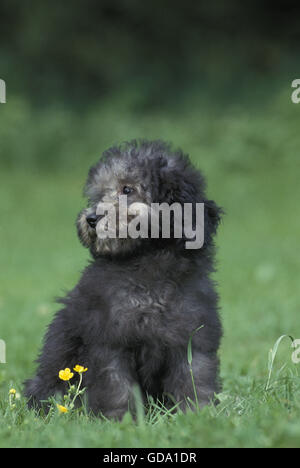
0;89;300;447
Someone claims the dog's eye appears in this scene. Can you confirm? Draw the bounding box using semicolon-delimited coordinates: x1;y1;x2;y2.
122;186;134;195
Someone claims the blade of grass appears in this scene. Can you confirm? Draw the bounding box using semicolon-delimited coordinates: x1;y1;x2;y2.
265;334;294;391
187;325;204;409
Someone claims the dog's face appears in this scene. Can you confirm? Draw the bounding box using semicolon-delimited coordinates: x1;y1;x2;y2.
77;140;222;257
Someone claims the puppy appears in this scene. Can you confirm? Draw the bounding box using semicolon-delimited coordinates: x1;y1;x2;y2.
24;139;223;419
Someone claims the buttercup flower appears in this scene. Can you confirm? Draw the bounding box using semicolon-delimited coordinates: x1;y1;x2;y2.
73;365;88;374
59;368;74;381
57;404;68;414
8;388;17;409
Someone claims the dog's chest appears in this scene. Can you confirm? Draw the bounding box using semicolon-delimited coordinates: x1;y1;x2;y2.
110;275;180;331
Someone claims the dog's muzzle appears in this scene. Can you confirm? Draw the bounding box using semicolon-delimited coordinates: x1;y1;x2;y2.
86;213;101;229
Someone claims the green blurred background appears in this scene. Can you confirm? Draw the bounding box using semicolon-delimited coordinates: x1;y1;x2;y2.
0;1;300;445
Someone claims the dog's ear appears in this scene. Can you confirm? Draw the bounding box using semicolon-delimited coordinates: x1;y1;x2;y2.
157;158;204;206
158;157;223;247
76;208;96;249
203;199;223;245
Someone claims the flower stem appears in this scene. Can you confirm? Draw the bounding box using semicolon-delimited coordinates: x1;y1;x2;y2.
70;372;83;408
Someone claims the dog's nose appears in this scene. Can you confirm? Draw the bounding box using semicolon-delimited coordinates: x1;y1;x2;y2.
86;214;99;229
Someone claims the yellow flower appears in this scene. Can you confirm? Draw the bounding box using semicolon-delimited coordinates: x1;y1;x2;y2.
58;368;74;381
73;365;88;374
9;388;16;395
57;404;68;414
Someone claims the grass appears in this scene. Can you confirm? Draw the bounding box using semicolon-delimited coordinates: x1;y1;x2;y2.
0;85;300;447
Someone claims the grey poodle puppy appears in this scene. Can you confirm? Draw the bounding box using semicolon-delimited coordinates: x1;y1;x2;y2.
24;139;223;419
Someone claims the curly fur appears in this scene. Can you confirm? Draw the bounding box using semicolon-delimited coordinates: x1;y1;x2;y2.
24;139;223;419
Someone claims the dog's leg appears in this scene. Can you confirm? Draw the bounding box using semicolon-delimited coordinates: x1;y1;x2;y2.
86;348;141;420
162;349;220;410
24;311;82;410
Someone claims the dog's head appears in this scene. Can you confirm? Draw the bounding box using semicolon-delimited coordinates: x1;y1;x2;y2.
77;140;222;257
